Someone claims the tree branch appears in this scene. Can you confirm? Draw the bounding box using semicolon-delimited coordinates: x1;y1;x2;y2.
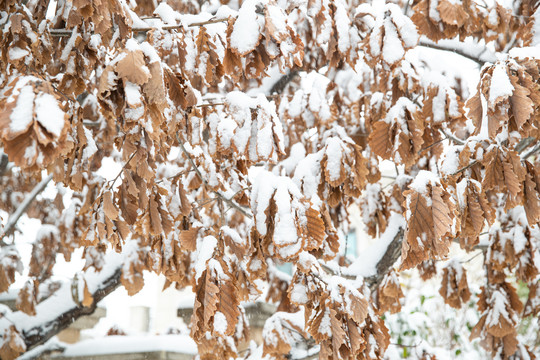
366;228;404;290
522;141;540;160
0;151;9;177
451;160;478;176
0;174;53;242
22;268;122;351
439;129;465;146
418;39;495;66
49;18;229;37
269;70;299;95
176;137;252;218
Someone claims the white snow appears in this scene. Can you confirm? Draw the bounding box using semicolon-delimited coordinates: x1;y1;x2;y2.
139;42;161;63
125;38;141;52
409;171;439;195
230;0;262;54
124;82;143;106
60;334;197;356
509;46;540;60
251;170;307;258
82;127;98;160
213;311;227;335
266;4;288;40
9;81;35;134
334;0;351;53
488;63;513;106
344;213;405;277
8;47;29;61
530;6;540;46
154;3;178;25
194;236;217;280
34;93;65;137
324;137;344;182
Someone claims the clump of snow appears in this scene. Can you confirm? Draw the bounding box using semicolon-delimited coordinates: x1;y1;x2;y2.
9;81;35;134
61;334;197;356
324;137;344;182
8;47;29;61
385;97;416;126
83;127;98;160
334;0;351;53
125;38;141;52
409;170;439;195
488;63;513;106
153;3;179;25
34;93;66;137
529;6;540;46
345;213;405;277
213;311;227;335
509;46;540;60
194;236;217;280
251;171;307;259
440;145;461;175
230;0;262;54
139;42;161;63
278;143;306;176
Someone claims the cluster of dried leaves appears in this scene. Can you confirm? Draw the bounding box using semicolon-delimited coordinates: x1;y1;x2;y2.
0;0;539;359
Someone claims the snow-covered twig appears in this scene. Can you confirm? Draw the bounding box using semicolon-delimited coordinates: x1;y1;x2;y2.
21;267;122;351
439;129;465;146
0;174;53;241
365;227;405;290
177;136;252;218
521;141;540;160
419;39;495;66
451;160;478;176
49;18;230;37
418;137;449;154
0;150;9;177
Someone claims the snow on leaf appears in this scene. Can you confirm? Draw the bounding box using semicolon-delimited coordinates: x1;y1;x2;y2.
439;260;471;309
0;326;26;360
366;4;418;67
0;76;70;171
115;42;151;85
230;0;262;56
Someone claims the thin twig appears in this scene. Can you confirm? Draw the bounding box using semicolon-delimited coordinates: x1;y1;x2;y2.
108;152;136;190
49;17;229;37
83;120;101;127
176;136;252;218
0;174;53;241
269;70;299;95
390;341;422;348
521;141;540;159
440;129;465;145
451;160;478;176
0;151;9;177
196;102;225;108
418;137;448;154
461;251;483;264
418;40;488;66
193;197;217;210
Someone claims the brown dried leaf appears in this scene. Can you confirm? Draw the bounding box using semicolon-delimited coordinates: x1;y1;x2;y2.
143;61;166;108
439;261;471;309
0;326;26;360
180;227;199;251
116;49;150;85
437;0;469;27
16;280;37;316
400;178;455;270
523;162;540;226
103;191;119;220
